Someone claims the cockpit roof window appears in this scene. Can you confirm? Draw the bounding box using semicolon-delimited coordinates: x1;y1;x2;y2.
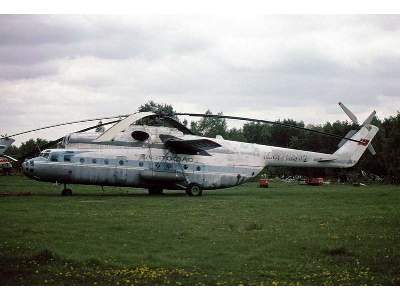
134;115;193;135
50;153;59;162
40;152;50;159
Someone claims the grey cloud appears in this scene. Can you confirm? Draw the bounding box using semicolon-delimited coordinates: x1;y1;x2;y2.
0;15;86;46
0;15;212;67
0;61;59;80
1;15;400;145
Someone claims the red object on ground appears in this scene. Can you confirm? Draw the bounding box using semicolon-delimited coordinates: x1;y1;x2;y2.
259;178;269;188
305;177;324;186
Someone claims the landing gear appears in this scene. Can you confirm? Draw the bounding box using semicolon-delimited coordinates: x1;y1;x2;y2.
61;188;72;196
148;187;163;195
186;183;203;197
61;183;72;196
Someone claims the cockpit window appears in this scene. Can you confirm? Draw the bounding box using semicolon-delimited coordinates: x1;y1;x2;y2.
50;153;59;162
40;152;50;159
43;153;49;159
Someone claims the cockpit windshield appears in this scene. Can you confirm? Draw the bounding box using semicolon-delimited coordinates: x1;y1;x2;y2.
39;151;50;159
134;115;193;135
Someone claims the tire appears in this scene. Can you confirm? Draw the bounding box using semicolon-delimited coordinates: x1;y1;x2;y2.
148;187;164;195
186;183;203;197
61;188;72;196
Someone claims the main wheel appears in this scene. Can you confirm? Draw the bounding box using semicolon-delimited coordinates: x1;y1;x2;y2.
186;183;203;196
61;188;72;196
148;187;164;195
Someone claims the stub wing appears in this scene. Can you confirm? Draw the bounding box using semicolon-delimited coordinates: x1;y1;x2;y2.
160;134;221;155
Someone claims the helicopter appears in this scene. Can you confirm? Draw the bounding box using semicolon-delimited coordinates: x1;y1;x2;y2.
0;102;378;196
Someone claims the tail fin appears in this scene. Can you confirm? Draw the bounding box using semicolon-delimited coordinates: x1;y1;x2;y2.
334;103;379;167
0;137;15;155
338;102;377;155
334;124;379;166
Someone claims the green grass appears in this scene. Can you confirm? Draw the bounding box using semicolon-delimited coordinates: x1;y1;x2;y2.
0;175;399;285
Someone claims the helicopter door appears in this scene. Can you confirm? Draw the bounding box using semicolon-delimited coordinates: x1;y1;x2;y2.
114;156;128;185
191;162;205;186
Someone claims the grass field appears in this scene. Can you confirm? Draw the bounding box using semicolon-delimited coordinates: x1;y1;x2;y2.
0;175;399;285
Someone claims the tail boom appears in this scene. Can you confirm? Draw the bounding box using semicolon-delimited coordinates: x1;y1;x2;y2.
261;124;379;169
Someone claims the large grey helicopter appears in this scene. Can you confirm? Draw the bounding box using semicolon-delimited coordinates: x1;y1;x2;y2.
0;103;378;196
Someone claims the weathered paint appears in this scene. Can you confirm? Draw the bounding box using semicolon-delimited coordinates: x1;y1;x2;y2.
22;120;379;190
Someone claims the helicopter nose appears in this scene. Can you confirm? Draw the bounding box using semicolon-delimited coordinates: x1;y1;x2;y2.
22;159;35;177
22;160;28;173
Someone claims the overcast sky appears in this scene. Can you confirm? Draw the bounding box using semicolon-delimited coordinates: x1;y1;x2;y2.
1;15;400;144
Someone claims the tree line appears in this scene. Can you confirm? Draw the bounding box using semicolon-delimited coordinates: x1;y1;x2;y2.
6;101;400;182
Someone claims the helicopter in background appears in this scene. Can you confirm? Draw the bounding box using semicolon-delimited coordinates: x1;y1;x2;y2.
0;103;378;196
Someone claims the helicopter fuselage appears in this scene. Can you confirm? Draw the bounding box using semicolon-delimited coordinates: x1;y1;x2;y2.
21;123;378;192
18;106;379;196
21;130;266;190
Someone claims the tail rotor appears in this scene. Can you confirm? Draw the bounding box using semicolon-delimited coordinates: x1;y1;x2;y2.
338;102;377;156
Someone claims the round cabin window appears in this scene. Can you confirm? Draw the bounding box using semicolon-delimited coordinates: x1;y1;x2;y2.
131;131;150;141
80;158;85;163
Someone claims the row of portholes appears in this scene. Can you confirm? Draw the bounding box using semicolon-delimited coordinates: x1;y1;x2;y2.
79;158;124;166
152;163;201;171
77;159;202;171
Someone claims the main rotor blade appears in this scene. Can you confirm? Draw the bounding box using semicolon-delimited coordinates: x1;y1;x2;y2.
174;113;362;143
8;114;129;138
19;119;120;161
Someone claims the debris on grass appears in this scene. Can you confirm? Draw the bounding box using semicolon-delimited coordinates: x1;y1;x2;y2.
244;222;263;231
324;247;351;257
0;192;32;197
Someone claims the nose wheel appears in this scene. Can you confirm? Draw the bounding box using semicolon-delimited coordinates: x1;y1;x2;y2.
61;184;72;196
61;189;72;196
186;183;203;197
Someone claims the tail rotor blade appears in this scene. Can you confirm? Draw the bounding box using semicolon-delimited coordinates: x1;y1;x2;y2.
368;144;376;156
338;102;359;124
362;111;377;127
